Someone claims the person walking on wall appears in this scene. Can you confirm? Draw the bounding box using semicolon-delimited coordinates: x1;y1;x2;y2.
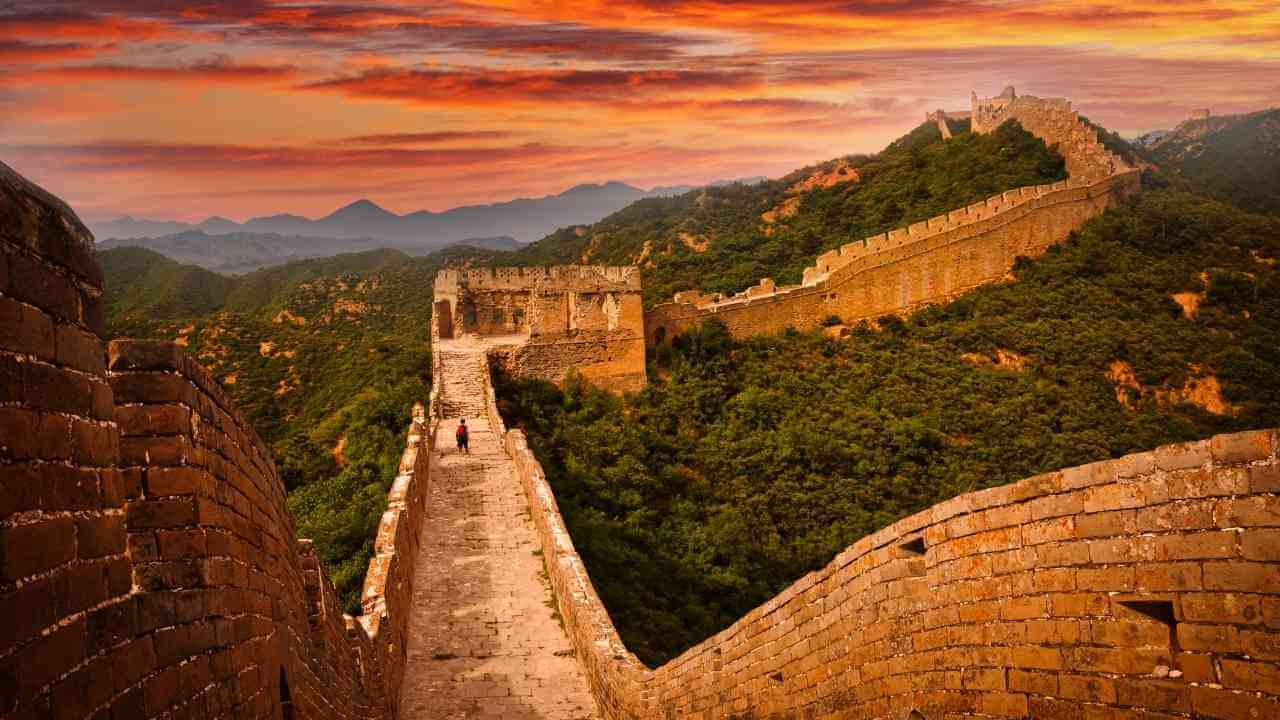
456;418;469;454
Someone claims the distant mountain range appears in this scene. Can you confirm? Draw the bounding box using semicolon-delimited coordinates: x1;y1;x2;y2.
96;230;519;274
91;178;767;274
91;180;771;246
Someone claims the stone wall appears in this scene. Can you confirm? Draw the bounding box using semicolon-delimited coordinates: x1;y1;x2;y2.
0;161;428;719
647;171;1139;345
491;319;1280;719
646;90;1138;346
435;266;647;393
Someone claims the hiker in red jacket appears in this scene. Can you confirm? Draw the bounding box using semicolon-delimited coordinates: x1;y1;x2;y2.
456;418;469;454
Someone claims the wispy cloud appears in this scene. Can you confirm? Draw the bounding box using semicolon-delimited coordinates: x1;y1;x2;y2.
3;0;1279;222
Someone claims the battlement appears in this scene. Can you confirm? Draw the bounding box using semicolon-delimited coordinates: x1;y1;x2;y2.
434;264;647;393
435;265;641;293
647;88;1136;343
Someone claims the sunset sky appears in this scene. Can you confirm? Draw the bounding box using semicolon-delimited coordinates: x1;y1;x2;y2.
3;1;1279;225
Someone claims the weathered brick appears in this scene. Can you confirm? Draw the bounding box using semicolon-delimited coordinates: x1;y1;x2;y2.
1203;561;1280;593
1136;562;1203;591
1090;536;1153;563
157;528;207;560
143;665;179;716
1074;509;1133;538
1113;450;1155;479
1154;439;1210;471
961;667;1005;691
1036;540;1091;567
1168;467;1248;499
1211;429;1274;464
1052;592;1109;618
135;561;202;591
1249;463;1280;493
107;339;182;372
54;323;104;375
1002;595;1048;620
70;418;118;466
1091;619;1170;647
1082;482;1143;513
146;467;208;497
1115;678;1190;714
1178;623;1241;652
6;247;82;324
1067;645;1168;674
1061;460;1115;490
1008;668;1057;695
1241;528;1280;561
20;359;92;415
0;407;71;460
126;498;197;528
1190;685;1280;720
1023;516;1074;545
1136;499;1215;531
1175;652;1217;683
1058;674;1116;704
1243;628;1280;661
14;616;86;694
977;692;1028;718
76;514;125;558
0;516;76;580
0;294;55;359
1151;531;1237;560
1076;565;1134;592
1213;661;1280;691
1215;495;1280;527
1180;592;1262;625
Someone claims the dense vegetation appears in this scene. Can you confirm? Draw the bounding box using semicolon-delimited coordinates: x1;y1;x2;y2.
505;121;1067;305
103;245;497;610
496;189;1280;665
1147;108;1280;216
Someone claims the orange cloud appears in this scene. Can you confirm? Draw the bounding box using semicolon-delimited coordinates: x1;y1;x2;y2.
2;61;300;87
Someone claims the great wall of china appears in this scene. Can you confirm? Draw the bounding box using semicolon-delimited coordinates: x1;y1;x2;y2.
644;88;1142;345
2;88;1278;720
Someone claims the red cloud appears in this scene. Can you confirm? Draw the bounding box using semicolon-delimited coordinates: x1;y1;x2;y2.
2;61;299;87
299;65;824;106
0;40;102;63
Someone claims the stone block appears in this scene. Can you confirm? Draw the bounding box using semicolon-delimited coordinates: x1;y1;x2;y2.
0;516;76;580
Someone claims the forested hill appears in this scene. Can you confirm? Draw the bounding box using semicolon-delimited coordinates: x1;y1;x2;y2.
496;188;1280;666
504;119;1068;305
1146;108;1280;215
95;116;1073;614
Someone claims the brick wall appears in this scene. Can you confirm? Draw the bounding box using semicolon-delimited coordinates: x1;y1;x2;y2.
646;171;1139;346
436;266;648;393
1;161;127;718
493;323;1280;720
645;91;1138;347
1;162;429;719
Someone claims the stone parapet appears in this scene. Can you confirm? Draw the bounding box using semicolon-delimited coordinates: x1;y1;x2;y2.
1;162;421;719
475;336;1280;719
647;88;1135;346
647;169;1139;344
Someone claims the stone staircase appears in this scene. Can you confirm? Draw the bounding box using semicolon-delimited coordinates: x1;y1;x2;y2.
434;345;492;420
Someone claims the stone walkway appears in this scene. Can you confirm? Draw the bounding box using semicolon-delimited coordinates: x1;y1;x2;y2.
398;342;600;719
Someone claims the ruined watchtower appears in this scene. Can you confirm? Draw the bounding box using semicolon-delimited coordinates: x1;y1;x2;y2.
433;266;647;393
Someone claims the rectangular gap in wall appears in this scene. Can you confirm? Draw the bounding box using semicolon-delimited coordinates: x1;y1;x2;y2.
1118;599;1179;651
1118;600;1176;626
900;537;926;556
